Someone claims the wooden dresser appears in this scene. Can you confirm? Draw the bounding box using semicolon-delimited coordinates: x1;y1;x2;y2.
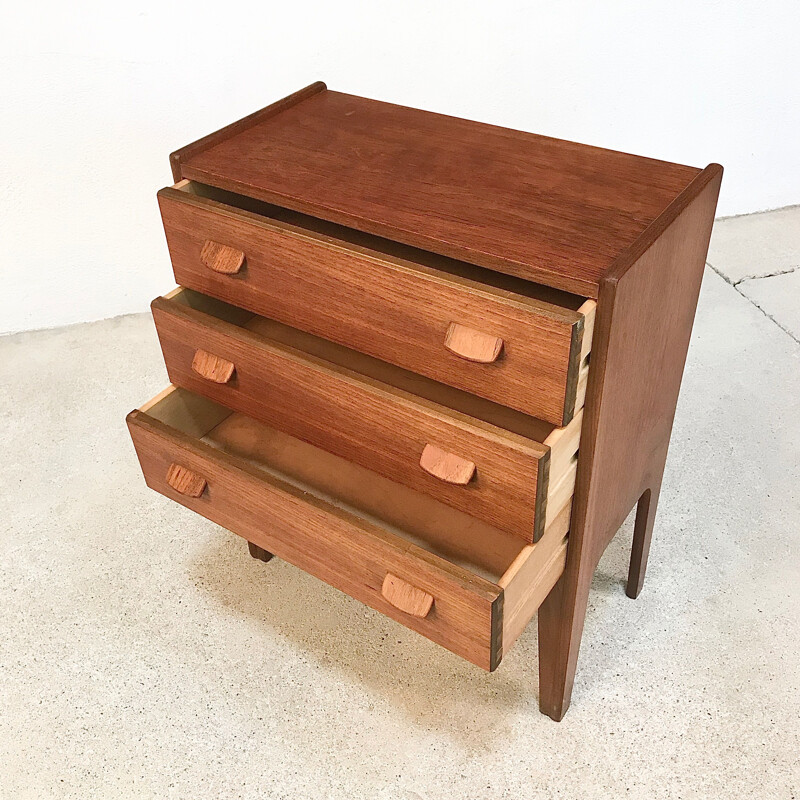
127;82;721;720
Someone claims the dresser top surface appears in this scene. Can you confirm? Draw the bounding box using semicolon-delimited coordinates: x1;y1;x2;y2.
176;84;702;297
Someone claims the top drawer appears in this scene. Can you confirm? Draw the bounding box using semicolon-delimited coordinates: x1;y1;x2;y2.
158;181;596;425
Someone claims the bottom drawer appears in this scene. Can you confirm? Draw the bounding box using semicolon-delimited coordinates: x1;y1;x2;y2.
127;387;570;669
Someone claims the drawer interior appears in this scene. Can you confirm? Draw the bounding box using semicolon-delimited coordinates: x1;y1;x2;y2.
143;387;534;583
176;180;590;313
168;287;564;444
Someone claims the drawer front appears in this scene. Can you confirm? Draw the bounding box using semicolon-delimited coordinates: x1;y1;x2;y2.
127;409;503;670
151;296;549;542
158;187;586;426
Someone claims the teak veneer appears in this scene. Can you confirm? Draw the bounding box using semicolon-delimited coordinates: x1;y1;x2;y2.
127;387;569;670
129;82;721;719
151;287;582;543
158;180;592;426
170;82;699;297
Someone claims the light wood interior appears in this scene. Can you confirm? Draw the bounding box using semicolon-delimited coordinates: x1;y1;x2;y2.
176;180;589;313
143;387;570;588
169;287;562;443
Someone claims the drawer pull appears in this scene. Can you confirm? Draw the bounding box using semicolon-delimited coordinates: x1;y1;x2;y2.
419;444;476;485
191;349;235;383
444;323;503;363
381;573;434;617
166;463;207;497
200;240;245;274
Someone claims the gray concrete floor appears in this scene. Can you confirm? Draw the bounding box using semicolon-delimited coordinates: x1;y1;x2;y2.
1;209;799;799
708;205;800;343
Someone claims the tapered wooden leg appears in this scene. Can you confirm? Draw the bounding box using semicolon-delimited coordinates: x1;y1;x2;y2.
537;568;593;721
626;486;660;599
247;541;274;562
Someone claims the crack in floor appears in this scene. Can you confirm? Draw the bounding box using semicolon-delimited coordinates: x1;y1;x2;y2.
707;261;800;346
732;265;799;287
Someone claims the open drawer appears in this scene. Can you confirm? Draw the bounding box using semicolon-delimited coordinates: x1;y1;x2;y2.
151;287;583;544
158;180;596;426
127;387;570;670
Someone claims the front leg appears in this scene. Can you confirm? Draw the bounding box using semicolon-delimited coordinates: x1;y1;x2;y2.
537;565;593;721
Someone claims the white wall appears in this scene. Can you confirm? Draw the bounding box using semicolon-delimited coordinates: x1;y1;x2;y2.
2;0;798;333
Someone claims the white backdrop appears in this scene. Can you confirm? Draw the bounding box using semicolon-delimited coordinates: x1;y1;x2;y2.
2;0;798;333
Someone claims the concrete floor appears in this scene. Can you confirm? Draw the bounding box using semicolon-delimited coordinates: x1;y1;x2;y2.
1;208;799;799
708;204;800;343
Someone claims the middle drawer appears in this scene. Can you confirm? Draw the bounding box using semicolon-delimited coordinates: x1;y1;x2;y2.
152;288;581;544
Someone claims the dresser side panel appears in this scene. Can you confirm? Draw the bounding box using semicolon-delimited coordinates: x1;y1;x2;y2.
578;166;722;566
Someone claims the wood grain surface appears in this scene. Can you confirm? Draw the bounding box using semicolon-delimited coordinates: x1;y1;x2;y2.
381;574;434;618
444;323;504;363
147;86;718;715
158;185;588;425
199;240;245;274
537;164;723;720
165;463;207;497
128;387;579;668
173;86;701;296
169;81;327;182
151;293;555;542
204;412;525;581
126;395;505;670
501;502;571;655
191;349;235;383
418;444;477;486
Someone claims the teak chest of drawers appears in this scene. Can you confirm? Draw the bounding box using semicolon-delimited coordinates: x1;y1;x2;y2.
127;82;721;720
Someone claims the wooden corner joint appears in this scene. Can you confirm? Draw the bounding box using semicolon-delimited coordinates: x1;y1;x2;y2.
419;444;476;485
381;573;434;617
191;349;236;383
444;322;503;363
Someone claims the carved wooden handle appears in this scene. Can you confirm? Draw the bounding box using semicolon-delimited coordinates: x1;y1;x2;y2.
200;240;245;274
444;322;503;363
381;573;433;617
419;444;476;485
166;463;207;497
191;349;235;383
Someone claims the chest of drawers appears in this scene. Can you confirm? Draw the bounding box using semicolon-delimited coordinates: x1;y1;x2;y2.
127;82;721;719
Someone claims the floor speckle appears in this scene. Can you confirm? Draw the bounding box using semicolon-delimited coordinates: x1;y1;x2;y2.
1;215;799;798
